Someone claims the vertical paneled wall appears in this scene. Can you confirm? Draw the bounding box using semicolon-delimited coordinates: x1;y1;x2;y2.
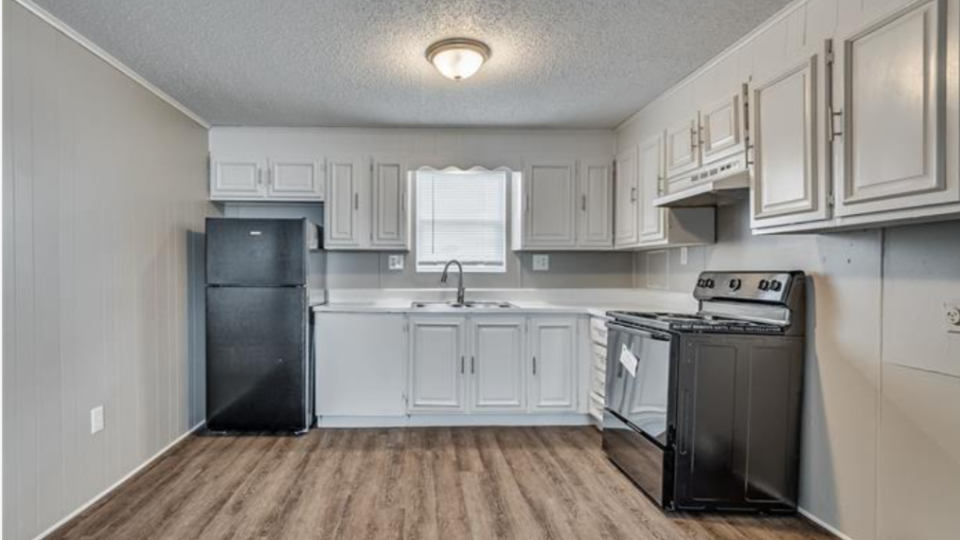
2;2;215;539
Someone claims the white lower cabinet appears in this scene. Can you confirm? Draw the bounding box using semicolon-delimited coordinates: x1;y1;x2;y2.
528;316;579;412
405;314;582;417
318;312;586;422
315;313;406;417
408;316;467;412
469;317;527;412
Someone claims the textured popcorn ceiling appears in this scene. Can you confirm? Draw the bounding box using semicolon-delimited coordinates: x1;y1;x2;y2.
34;0;792;128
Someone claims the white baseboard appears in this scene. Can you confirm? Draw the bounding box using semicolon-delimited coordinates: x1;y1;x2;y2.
798;507;855;540
32;422;205;540
316;414;593;428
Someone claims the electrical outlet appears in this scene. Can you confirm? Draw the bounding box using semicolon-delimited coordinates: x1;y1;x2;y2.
680;247;689;266
945;302;960;334
532;254;550;271
387;254;404;271
90;406;105;435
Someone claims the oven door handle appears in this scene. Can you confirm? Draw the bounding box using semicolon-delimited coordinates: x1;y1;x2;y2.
606;322;672;342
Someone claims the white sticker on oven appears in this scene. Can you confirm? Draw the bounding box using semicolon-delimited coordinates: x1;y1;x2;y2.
619;344;638;377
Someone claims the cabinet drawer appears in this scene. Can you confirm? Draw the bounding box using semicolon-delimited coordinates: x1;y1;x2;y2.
592;365;606;397
592;343;607;371
588;392;605;425
590;317;609;346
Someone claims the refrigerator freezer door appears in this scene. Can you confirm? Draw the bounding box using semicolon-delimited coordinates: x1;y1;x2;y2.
206;218;306;286
206;286;309;432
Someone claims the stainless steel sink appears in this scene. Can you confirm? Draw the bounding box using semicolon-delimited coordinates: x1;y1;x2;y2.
411;301;515;309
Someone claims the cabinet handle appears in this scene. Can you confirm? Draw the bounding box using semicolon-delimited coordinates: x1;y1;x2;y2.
266;167;272;186
690;125;699;153
532;356;537;375
630;187;638;203
828;106;844;142
354;193;359;210
581;194;587;211
657;176;665;197
258;168;265;186
471;356;475;374
461;356;465;374
526;194;531;212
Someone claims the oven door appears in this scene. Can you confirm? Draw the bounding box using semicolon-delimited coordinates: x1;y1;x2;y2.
604;322;674;446
602;322;676;506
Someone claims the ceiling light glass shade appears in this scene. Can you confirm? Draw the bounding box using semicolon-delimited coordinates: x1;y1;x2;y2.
426;38;491;81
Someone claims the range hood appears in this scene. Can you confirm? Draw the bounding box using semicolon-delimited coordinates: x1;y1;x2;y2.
653;154;750;208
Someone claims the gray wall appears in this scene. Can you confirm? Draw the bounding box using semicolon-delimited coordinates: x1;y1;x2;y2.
223;202;636;289
634;201;960;540
2;3;214;539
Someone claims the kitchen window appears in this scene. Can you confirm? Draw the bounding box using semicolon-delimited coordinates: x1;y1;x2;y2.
415;167;508;273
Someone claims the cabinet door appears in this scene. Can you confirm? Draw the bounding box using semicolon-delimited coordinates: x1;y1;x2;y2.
267;159;323;201
370;157;408;249
267;159;324;200
638;135;667;244
469;317;526;412
664;117;701;179
751;52;831;228
834;0;951;217
700;91;746;165
324;157;364;248
408;317;465;412
315;313;405;416
614;146;640;248
577;159;614;248
523;162;577;248
210;159;265;200
529;317;578;412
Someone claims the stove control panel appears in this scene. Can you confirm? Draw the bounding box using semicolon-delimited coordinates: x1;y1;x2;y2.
694;271;800;303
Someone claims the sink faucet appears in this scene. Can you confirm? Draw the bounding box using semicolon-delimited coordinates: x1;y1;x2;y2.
440;260;466;305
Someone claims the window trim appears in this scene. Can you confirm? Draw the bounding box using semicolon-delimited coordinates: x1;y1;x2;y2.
413;166;512;274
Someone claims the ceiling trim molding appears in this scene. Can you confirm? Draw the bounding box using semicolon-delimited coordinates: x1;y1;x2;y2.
14;0;211;129
614;0;807;132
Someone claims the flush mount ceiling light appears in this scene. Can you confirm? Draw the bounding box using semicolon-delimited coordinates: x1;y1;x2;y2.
425;38;491;81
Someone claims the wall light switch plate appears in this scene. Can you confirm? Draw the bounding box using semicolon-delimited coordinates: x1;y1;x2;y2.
680;247;689;266
90;406;104;434
945;302;960;334
532;254;550;272
387;254;404;271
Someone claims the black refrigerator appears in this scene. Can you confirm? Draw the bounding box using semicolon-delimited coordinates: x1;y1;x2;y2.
205;218;325;433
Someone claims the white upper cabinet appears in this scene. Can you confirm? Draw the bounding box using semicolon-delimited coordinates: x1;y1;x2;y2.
614;137;714;250
513;158;614;250
578;159;614;248
750;49;832;229
211;159;264;200
267;159;324;199
408;316;466;412
528;316;578;412
638;135;667;243
324;157;364;248
664;117;702;180
614;146;640;248
833;0;954;217
211;155;325;202
324;155;410;251
370;156;409;249
700;91;747;165
469;317;527;413
521;161;578;248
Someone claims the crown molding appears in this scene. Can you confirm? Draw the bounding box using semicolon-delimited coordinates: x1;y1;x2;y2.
14;0;210;129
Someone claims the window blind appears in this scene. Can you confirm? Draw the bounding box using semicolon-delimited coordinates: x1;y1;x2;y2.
415;169;507;273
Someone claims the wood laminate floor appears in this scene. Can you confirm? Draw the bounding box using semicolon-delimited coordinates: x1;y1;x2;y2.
49;427;835;540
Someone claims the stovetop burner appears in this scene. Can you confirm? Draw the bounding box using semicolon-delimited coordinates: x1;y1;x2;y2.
609;311;787;334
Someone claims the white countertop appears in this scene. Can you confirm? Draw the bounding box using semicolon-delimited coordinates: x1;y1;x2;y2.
311;288;697;317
